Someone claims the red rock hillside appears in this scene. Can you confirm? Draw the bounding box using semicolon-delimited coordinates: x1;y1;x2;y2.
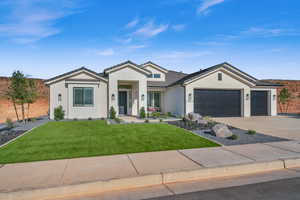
263;80;300;114
0;77;49;123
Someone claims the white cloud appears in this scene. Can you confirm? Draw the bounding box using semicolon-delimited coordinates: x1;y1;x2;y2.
243;27;287;37
128;45;147;49
116;37;132;44
172;24;186;31
0;0;81;44
134;21;169;37
125;18;139;28
197;0;225;14
157;50;212;59
96;48;115;56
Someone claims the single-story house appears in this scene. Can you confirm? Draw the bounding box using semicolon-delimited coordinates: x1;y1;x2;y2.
45;61;281;119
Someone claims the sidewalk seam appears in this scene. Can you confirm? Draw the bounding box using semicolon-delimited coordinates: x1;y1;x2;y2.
162;183;176;195
60;159;70;185
263;143;300;154
126;154;140;175
221;147;257;162
176;150;204;167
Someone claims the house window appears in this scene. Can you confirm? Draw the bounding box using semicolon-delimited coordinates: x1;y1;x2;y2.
73;87;94;107
148;74;153;78
147;91;161;111
153;74;161;78
58;94;62;102
218;73;222;81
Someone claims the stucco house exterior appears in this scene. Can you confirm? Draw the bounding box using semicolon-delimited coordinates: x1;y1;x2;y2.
45;61;280;119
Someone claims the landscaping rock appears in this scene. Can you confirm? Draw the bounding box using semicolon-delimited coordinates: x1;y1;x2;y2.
197;119;208;125
187;113;203;122
212;124;233;138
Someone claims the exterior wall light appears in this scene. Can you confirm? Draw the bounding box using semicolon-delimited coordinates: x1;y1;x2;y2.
246;93;250;100
188;93;192;102
111;94;115;101
141;94;145;101
58;94;62;102
273;94;276;101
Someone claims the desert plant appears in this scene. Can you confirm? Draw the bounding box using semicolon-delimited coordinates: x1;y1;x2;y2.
278;88;292;113
140;107;146;119
247;130;256;135
54;106;65;121
6;118;13;129
227;134;238;140
109;106;116;119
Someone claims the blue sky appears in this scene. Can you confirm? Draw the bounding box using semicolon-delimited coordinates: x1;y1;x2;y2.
0;0;299;80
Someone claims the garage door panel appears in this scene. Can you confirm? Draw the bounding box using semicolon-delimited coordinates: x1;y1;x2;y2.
194;89;241;117
251;91;268;116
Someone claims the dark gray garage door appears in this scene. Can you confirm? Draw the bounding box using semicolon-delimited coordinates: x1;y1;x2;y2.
251;91;268;116
194;89;241;117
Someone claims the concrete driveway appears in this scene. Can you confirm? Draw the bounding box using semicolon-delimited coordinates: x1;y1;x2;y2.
214;115;300;141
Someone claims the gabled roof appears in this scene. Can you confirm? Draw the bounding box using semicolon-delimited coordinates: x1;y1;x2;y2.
103;60;151;75
169;62;281;87
147;70;188;87
44;67;107;85
141;61;168;74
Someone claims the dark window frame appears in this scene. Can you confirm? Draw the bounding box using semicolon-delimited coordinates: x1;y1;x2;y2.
218;73;222;81
153;74;161;78
73;87;94;107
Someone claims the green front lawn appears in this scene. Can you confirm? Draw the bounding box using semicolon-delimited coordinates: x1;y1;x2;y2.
0;120;219;164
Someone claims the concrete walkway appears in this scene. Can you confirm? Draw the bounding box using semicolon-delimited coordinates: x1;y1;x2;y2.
214;116;300;141
1;141;300;193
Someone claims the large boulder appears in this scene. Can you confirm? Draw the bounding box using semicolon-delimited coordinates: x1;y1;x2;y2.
212;124;233;138
187;113;203;122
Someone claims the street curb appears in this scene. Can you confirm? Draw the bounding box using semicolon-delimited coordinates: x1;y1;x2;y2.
284;157;300;169
0;159;288;200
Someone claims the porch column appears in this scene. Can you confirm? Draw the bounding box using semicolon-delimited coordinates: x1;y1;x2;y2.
109;79;119;116
138;79;148;116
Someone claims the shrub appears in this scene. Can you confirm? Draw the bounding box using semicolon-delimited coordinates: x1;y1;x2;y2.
88;117;92;120
109;106;116;119
152;112;160;119
115;118;121;123
73;118;78;121
54;106;65;121
227;134;238;140
145;119;149;123
140;107;146;119
159;118;163;122
6;118;13;129
167;112;172;117
247;130;256;135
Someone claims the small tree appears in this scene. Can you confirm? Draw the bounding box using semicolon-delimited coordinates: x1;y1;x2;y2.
54;106;65;121
278;88;292;113
109;106;116;119
25;79;38;120
140;107;146;119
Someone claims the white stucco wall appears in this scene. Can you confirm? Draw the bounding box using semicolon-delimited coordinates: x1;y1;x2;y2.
185;70;252;117
49;72;107;119
144;65;166;82
108;66;148;116
164;85;185;116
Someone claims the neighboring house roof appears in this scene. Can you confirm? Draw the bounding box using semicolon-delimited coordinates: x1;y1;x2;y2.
103;60;151;75
44;67;107;85
169;62;282;87
147;70;188;87
141;61;169;74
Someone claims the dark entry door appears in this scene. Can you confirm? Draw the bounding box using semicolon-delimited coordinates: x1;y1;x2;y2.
194;89;241;117
118;91;127;115
251;91;268;116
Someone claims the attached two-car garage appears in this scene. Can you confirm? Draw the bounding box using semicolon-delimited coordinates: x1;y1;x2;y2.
193;89;269;117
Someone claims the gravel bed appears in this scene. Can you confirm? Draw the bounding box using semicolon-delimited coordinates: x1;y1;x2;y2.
0;116;50;146
193;128;290;146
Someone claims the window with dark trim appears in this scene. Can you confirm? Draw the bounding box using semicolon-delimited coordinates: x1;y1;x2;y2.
153;74;161;78
73;87;94;107
147;91;161;109
148;74;153;78
218;73;222;81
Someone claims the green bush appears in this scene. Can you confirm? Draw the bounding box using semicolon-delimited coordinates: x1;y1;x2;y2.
115;118;121;123
159;118;163;122
227;134;238;140
167;112;172;117
88;117;92;120
54;106;65;121
109;106;116;119
247;130;256;135
140;107;146;119
145;119;149;123
6;118;13;129
152;112;160;119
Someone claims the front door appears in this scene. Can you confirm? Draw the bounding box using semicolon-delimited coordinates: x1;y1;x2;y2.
118;91;127;115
